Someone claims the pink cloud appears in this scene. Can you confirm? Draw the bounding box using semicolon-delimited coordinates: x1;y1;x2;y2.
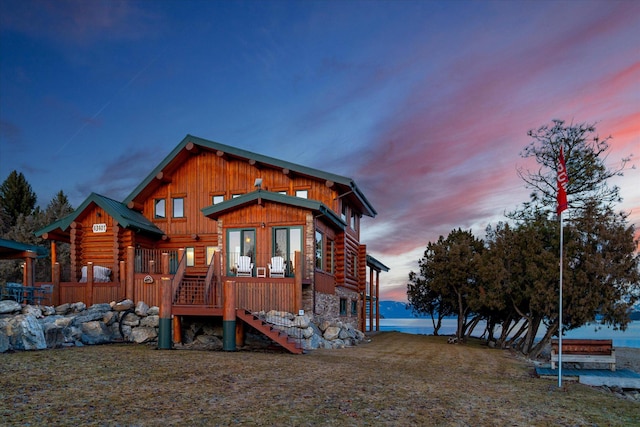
352;2;640;268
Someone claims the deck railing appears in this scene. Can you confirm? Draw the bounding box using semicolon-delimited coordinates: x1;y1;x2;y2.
46;249;302;314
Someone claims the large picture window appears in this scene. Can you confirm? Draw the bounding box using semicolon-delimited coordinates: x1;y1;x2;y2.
227;228;255;275
273;227;302;277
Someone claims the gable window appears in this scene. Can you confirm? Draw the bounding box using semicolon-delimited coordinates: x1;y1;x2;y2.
315;230;323;270
186;247;195;267
295;189;308;199
173;197;184;218
154;199;166;219
341;203;348;222
227;228;255;275
273;227;302;277
212;195;224;205
350;210;358;231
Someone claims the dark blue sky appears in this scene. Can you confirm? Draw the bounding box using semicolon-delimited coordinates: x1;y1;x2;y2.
1;0;638;300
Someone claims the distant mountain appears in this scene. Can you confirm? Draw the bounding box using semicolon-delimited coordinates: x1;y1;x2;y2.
378;301;424;318
379;300;640;320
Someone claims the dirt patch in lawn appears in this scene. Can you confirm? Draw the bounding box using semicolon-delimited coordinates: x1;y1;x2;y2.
0;332;637;426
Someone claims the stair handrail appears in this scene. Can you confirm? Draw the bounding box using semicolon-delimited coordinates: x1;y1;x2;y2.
203;252;217;305
171;249;187;303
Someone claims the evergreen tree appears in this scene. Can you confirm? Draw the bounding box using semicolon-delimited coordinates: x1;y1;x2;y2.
515;119;631;217
407;229;484;341
0;170;37;231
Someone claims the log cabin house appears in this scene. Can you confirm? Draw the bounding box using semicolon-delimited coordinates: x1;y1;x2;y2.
36;135;388;351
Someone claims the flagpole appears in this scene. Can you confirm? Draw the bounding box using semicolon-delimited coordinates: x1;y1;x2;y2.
558;210;564;388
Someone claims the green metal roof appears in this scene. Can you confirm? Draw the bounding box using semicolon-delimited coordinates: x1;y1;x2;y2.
202;190;346;230
0;238;49;258
366;254;390;272
123;134;377;217
36;193;165;238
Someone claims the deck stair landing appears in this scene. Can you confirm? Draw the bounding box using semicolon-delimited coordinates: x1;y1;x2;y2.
174;274;206;304
236;309;304;354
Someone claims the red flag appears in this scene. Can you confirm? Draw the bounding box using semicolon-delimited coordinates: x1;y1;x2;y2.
557;146;568;215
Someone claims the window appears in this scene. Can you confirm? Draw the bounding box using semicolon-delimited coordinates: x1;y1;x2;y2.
232;194;242;199
350;210;358;231
295;189;308;199
227;228;255;275
212;195;224;205
340;298;347;316
173;197;184;218
206;246;216;265
315;230;323;270
351;300;358;316
273;227;302;277
186;247;195;267
341;203;348;222
154;199;166;219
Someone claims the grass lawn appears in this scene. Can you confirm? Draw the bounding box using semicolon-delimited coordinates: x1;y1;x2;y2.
1;331;637;426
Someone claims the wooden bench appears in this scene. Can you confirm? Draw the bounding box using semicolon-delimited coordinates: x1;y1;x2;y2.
551;339;616;371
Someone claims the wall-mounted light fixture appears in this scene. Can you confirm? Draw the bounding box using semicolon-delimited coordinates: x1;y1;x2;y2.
254;178;263;189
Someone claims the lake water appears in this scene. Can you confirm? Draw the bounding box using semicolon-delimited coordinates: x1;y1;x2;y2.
374;318;640;349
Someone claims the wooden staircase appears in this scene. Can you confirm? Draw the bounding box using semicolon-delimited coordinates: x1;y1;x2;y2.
236;309;304;354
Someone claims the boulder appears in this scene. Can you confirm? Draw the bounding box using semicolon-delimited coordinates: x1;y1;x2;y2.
140;315;159;328
0;300;22;314
72;304;112;326
113;299;134;312
135;301;150;317
55;303;70;315
131;327;157;343
7;314;47;350
80;321;113;345
323;326;341;341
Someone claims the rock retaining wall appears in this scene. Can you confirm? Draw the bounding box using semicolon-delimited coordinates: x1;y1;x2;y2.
0;300;366;353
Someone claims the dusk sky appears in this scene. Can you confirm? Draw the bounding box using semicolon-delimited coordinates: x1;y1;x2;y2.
1;0;638;302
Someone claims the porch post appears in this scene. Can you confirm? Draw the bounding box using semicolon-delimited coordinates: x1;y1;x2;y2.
223;280;236;351
158;276;173;349
50;241;57;279
368;267;374;332
126;246;135;301
53;262;61;306
375;270;380;331
294;251;302;313
86;261;94;307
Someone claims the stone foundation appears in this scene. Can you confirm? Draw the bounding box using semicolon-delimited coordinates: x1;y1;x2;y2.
0;299;366;353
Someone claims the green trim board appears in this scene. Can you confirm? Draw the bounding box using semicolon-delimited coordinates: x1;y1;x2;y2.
366;254;390;272
0;238;49;259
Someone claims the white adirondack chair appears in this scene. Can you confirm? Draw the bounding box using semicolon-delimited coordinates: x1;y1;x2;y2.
268;256;285;278
236;256;254;277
